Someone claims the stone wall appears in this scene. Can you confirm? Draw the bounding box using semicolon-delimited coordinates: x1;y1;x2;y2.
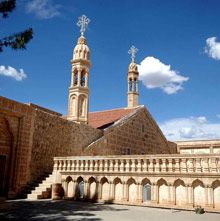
176;140;220;154
0;96;102;197
30;109;103;182
85;107;172;155
0;96;35;198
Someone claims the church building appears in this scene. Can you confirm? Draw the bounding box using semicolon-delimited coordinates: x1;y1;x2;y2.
0;15;219;212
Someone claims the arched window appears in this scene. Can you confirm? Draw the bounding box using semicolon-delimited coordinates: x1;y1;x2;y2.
134;78;137;92
129;78;132;92
74;72;78;86
81;73;86;87
79;95;86;117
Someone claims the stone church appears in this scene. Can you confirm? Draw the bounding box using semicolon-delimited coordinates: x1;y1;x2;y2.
0;15;219;212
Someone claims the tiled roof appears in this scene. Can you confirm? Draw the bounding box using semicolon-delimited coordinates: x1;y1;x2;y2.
88;108;137;129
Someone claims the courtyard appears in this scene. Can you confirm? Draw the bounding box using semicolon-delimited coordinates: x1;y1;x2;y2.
0;199;220;221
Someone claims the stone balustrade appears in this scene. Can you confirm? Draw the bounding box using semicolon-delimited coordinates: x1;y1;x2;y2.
53;154;220;174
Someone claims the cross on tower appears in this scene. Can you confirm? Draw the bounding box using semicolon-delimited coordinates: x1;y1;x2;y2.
128;45;138;63
77;15;90;36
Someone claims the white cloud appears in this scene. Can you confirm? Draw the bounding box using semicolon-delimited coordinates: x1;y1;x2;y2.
205;37;220;60
159;116;220;141
138;57;189;94
0;65;27;81
26;0;61;19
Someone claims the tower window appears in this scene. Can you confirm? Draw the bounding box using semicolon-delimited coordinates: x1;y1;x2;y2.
129;78;132;92
74;73;78;86
134;78;137;92
81;73;86;87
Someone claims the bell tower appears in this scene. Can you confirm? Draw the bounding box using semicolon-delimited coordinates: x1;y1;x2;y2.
127;45;139;108
67;15;91;124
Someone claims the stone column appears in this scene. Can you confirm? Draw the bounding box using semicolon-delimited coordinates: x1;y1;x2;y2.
137;183;142;203
205;185;214;208
186;185;193;207
77;68;82;87
122;182;128;202
168;184;175;205
84;180;88;199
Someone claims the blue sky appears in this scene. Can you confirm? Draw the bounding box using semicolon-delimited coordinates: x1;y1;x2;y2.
1;0;220;140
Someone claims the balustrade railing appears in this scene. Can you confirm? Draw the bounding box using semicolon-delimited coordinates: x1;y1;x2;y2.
53;154;220;174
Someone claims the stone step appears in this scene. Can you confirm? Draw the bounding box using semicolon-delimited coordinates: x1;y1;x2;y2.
26;173;55;200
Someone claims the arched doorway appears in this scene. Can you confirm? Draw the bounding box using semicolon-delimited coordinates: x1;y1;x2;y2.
76;177;84;199
114;178;123;201
143;184;151;202
0;116;12;197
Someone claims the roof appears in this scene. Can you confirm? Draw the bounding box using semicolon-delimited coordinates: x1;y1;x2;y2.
88;107;137;129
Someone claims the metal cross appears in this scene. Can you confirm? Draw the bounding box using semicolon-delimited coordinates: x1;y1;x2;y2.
77;15;90;36
128;45;138;62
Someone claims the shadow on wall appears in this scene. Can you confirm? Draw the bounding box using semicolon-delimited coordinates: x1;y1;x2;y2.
0;200;127;221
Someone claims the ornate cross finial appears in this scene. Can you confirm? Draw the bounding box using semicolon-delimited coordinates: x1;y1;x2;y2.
77;15;90;36
128;45;138;63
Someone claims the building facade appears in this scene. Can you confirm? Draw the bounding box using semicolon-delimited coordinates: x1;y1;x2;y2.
0;15;219;212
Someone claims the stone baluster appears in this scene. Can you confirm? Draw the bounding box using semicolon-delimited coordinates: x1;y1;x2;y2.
53;159;58;171
187;158;194;173
114;159;119;172
217;158;220;172
67;160;71;171
104;160;108;172
99;160;104;172
131;159;136;172
75;160;79;172
125;159;130;172
89;160;94;172
155;159;160;172
80;160;84;171
94;160;99;172
168;159;173;172
142;159;147;172
174;158;180;173
84;160;89;171
148;159;154;172
180;158;187;173
120;160;125;172
137;159;142;172
109;160;114;172
63;160;67;171
195;158;202;173
202;158;209;173
161;159;167;172
210;158;217;172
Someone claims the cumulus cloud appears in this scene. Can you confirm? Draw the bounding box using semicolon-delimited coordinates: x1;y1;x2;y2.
205;37;220;60
159;116;220;141
26;0;61;19
0;65;27;81
138;57;189;94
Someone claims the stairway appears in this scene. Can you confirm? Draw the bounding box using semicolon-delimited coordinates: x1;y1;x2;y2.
27;173;55;200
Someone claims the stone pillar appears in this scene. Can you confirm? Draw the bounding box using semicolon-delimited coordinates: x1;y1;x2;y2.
84;181;88;199
168;184;175;205
131;159;136;172
186;185;193;207
137;183;142;203
151;183;158;204
161;159;167;172
168;159;173;172
122;182;128;202
180;158;187;173
155;159;160;172
137;159;142;172
205;185;214;208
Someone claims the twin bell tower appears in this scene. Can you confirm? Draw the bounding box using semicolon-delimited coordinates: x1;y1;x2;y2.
67;15;139;124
